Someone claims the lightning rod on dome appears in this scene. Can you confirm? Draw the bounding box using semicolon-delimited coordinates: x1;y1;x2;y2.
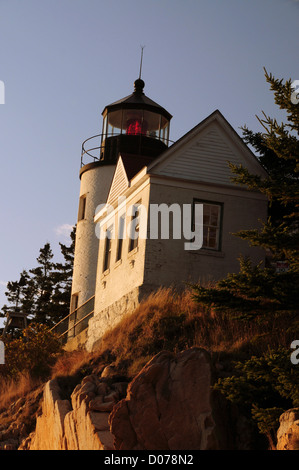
139;45;145;79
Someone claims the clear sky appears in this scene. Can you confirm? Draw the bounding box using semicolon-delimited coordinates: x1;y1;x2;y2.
0;0;298;314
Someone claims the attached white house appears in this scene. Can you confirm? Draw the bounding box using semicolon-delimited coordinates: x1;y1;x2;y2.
85;109;268;350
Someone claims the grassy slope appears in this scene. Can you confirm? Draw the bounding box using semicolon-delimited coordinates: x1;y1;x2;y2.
0;287;294;447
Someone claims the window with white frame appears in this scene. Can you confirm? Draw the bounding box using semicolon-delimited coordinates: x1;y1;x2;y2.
103;225;113;272
116;214;125;261
193;200;223;250
129;202;141;252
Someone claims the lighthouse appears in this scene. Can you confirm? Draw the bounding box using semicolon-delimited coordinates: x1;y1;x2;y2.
69;77;172;333
49;73;269;350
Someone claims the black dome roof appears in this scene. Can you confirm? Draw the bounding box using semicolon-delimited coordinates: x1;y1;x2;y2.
102;79;172;121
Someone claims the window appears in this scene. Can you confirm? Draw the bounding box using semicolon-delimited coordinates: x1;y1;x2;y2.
129;203;140;252
194;200;222;250
78;195;87;221
103;225;113;272
116;214;125;261
70;293;79;313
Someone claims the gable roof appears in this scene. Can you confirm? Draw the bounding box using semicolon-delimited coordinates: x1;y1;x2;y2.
107;153;155;205
147;109;268;185
106;110;268;205
121;154;155;180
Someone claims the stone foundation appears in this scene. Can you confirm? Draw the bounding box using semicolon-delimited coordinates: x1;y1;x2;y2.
86;284;159;352
86;287;139;352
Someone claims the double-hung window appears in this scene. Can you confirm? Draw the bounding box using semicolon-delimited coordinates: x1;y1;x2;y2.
129;203;141;252
116;214;125;262
194;200;223;250
103;225;113;272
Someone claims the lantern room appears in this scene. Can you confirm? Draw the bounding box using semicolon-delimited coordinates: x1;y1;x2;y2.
99;78;172;162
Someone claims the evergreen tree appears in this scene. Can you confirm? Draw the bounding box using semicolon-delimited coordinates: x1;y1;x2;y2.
2;271;27;313
1;227;75;329
51;225;76;322
192;70;299;440
29;242;56;325
193;69;299;320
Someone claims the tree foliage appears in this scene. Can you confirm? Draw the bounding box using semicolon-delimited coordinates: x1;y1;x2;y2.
1;322;62;379
1;226;76;329
193;69;299;320
214;348;299;441
192;70;299;440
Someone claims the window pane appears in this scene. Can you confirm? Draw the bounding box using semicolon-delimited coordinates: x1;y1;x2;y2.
78;195;86;221
203;226;208;247
197;202;221;250
123;110;143;135
107;110;123;136
203;214;210;225
210;214;219;226
116;215;125;261
102;115;107;136
129;204;140;252
208;227;217;248
71;294;79;313
143;110;160;137
103;226;113;271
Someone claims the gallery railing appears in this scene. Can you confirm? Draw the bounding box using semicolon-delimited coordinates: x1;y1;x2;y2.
81;133;174;167
50;296;95;345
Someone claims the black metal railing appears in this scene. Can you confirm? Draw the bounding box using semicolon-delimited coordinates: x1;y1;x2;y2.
50;296;95;345
81;133;174;167
81;134;103;166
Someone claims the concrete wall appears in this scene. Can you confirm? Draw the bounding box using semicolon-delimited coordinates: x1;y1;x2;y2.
87;180;151;349
143;177;267;290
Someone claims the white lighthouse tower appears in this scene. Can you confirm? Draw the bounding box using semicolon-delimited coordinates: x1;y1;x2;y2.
69;77;172;337
71;158;115;312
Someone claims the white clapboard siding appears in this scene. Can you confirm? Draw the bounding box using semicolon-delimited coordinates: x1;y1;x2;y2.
157;128;243;185
107;159;129;204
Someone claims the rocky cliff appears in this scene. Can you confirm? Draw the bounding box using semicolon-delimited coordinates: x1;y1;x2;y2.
19;348;260;450
1;347;297;450
276;409;299;450
20;372;128;450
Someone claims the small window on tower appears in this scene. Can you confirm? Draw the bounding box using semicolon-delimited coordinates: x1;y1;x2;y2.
78;195;87;221
71;293;79;313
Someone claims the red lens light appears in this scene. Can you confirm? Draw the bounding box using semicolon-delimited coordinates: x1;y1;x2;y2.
126;119;143;135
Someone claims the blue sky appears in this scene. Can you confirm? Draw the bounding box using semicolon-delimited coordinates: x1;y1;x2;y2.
0;0;298;314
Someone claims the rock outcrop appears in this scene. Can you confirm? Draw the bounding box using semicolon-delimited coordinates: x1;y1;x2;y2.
20;374;128;450
109;348;245;450
18;347;282;450
276;408;299;450
21;379;71;450
0;385;43;450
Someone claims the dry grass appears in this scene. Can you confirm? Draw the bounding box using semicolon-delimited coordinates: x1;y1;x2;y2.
1;287;290;399
0;373;40;411
97;286;278;376
51;349;94;379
